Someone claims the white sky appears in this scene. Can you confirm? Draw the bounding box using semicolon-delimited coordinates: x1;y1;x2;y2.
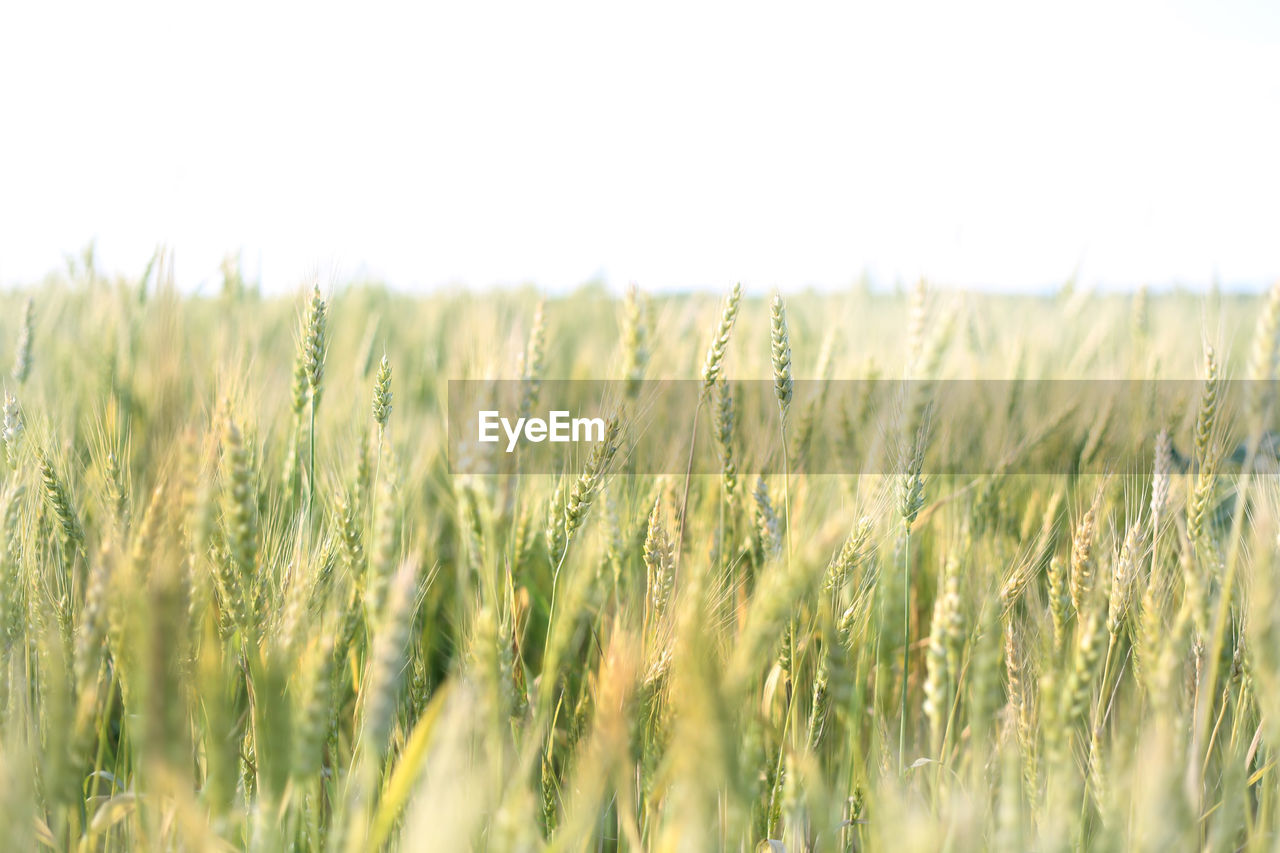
1;0;1277;293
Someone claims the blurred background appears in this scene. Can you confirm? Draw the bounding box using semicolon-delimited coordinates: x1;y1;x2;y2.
1;0;1277;294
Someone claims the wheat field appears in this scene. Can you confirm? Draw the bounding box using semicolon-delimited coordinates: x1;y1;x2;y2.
1;257;1279;851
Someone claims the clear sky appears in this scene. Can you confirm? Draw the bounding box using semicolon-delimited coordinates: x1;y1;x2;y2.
1;0;1277;293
